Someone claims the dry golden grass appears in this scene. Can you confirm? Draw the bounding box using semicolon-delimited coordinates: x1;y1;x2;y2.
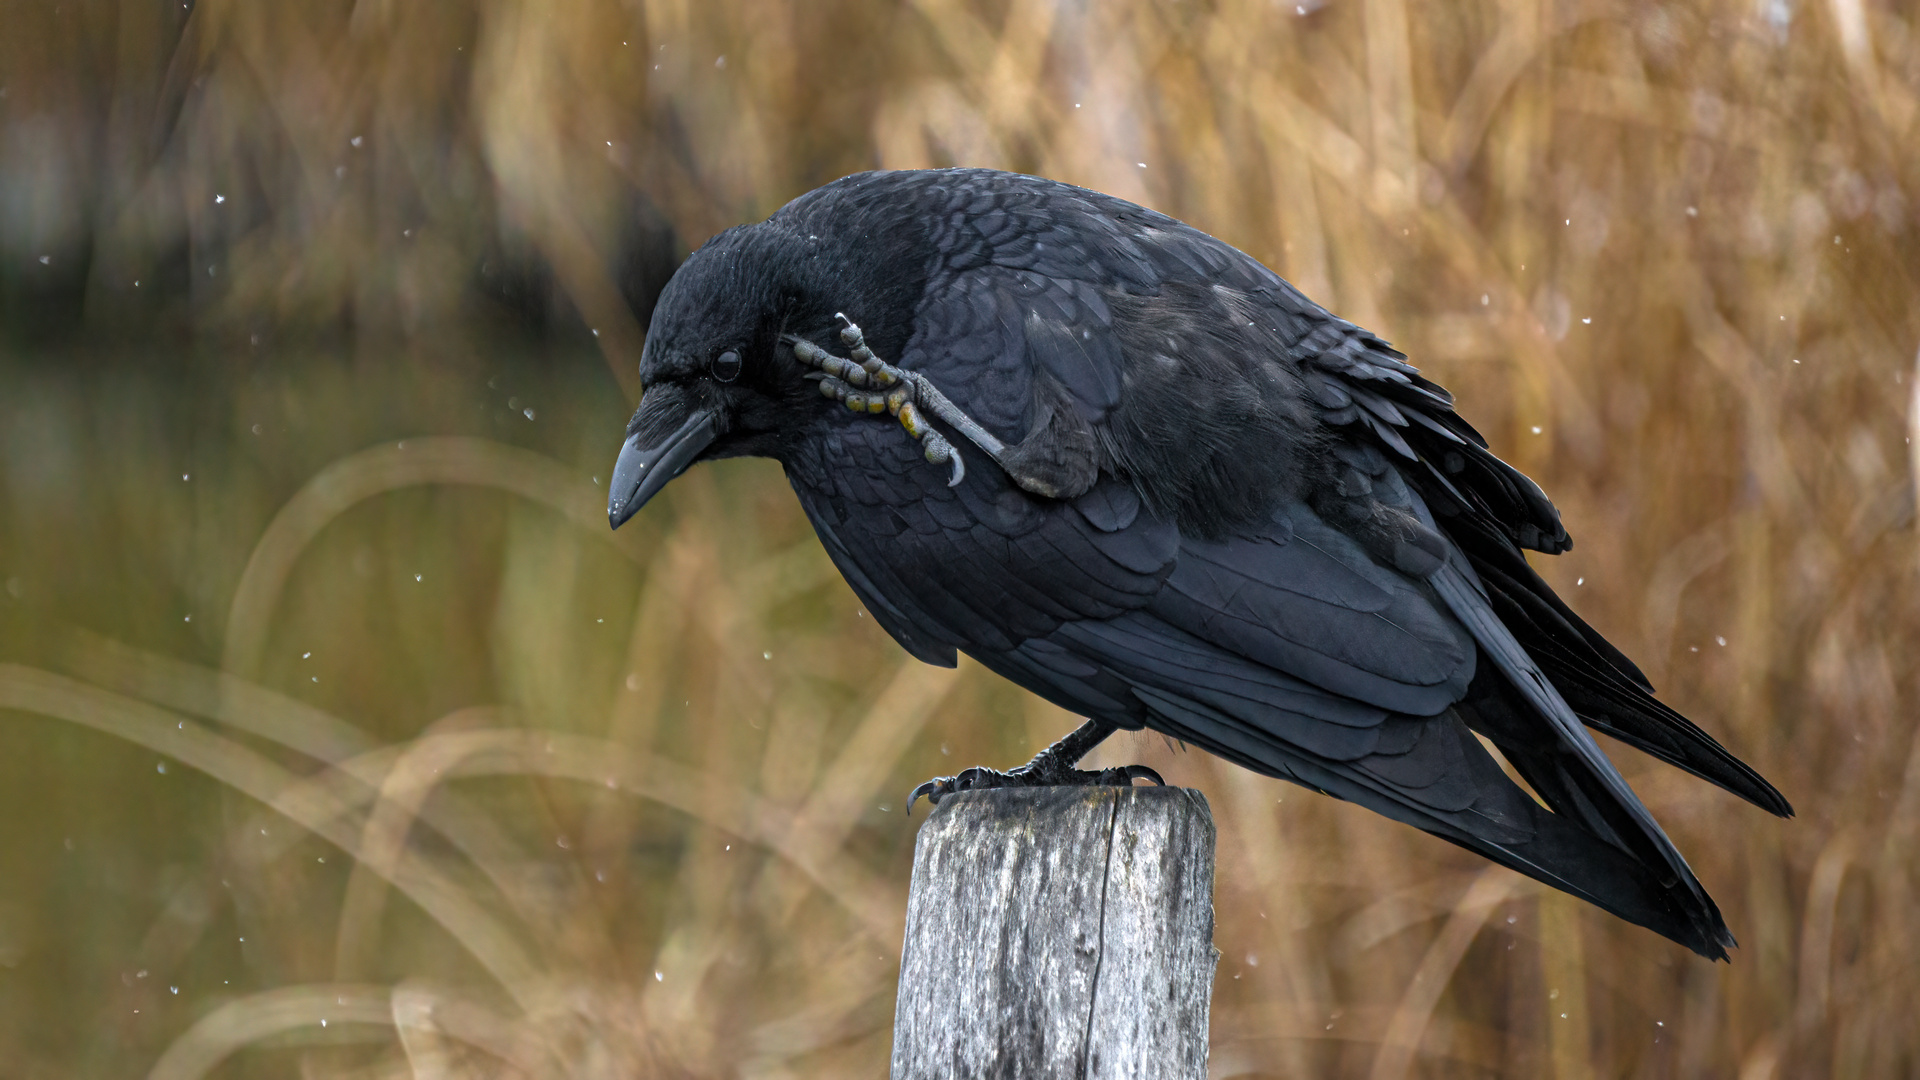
2;0;1917;1076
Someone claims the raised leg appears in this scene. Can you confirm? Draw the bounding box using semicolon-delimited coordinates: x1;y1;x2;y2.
907;718;1165;812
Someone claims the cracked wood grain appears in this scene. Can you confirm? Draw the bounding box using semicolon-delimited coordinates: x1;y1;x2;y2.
891;785;1217;1079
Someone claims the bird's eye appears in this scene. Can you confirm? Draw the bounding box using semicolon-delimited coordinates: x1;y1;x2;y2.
710;350;742;382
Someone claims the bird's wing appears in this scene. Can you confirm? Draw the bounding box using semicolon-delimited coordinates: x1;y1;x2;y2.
1285;316;1574;555
1264;265;1788;814
785;419;1180;668
1266;262;1789;815
972;494;1736;957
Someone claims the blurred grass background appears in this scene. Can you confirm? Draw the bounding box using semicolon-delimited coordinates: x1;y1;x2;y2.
1;0;1916;1076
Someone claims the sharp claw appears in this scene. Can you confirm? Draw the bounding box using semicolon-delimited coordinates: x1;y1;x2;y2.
1128;765;1166;787
1093;764;1166;788
907;779;943;814
954;767;993;791
946;450;965;487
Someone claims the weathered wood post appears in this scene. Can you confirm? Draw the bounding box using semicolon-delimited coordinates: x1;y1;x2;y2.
891;785;1218;1079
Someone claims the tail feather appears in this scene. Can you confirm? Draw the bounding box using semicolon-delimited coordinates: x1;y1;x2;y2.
1129;677;1736;959
1442;509;1793;818
1479;560;1792;817
1427;557;1735;956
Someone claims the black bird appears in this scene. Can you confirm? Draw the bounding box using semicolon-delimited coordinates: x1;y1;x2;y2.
607;168;1790;959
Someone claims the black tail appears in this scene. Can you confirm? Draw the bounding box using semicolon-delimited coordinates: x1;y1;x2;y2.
1445;513;1793;818
1130;664;1739;959
1448;662;1734;958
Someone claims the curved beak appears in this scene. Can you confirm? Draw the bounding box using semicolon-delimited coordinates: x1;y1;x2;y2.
608;388;721;529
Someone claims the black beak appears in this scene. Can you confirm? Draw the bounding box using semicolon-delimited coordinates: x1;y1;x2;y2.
608;390;721;529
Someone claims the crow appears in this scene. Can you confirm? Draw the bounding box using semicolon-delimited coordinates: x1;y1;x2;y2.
606;168;1790;959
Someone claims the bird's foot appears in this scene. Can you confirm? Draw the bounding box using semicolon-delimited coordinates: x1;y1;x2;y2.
782;314;1012;488
907;761;1164;813
906;717;1165;813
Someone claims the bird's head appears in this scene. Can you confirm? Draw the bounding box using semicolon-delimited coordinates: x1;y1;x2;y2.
607;227;830;528
608;188;939;528
606;185;933;529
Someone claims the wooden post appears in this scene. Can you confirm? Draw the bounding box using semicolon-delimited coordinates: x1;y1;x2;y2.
891;785;1218;1079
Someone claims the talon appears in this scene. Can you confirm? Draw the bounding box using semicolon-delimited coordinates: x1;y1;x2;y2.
919;430;965;486
835;313;864;349
1123;765;1166;787
953;767;996;792
907;778;947;814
